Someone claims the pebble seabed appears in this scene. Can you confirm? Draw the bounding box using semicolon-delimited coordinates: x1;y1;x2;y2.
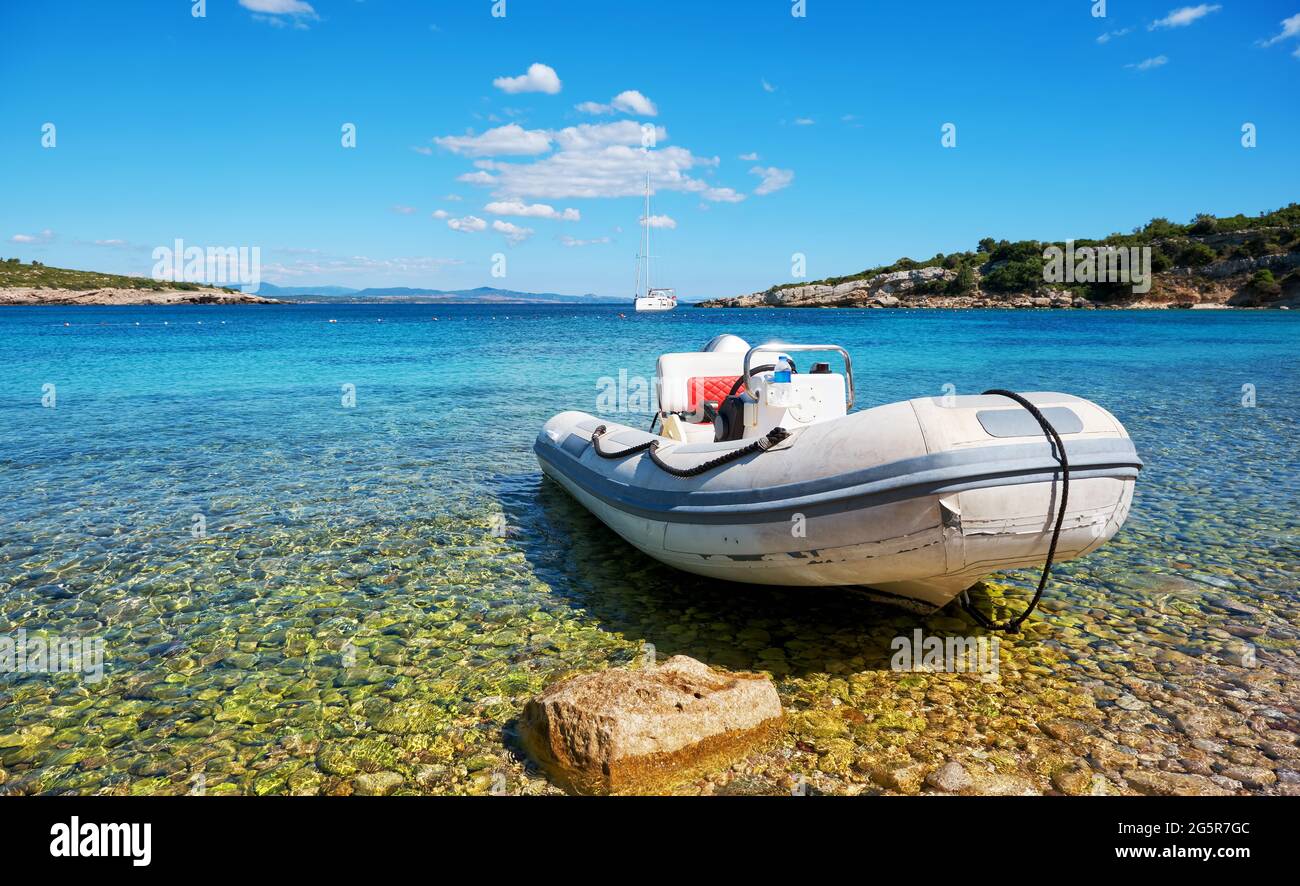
0;306;1296;796
1;474;1296;797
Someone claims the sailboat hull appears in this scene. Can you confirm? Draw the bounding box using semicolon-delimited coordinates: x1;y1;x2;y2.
634;296;676;312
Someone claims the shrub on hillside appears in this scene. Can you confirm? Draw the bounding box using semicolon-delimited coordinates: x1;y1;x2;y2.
1178;243;1217;267
1151;247;1173;273
1243;236;1280;258
1141;217;1185;238
1251;269;1282;296
988;239;1042;265
948;263;976;294
982;258;1042;293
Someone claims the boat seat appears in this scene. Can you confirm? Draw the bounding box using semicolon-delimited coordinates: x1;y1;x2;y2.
686;375;743;413
656;349;785;417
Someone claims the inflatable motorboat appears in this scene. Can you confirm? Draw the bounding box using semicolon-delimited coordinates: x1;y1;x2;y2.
535;335;1141;617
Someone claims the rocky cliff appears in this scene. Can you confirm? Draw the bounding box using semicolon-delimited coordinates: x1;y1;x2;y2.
698;252;1300;310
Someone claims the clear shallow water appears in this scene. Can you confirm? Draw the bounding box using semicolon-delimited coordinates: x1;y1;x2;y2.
0;304;1297;795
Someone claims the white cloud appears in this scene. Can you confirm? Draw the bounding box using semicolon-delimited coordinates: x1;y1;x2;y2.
447;216;487;233
576;90;659;117
611;90;658;116
493;62;562;95
484;201;580;221
701;187;745;203
390;205;416;215
240;0;317;27
411;146;433;156
640;215;676;230
739;152;759;161
491;220;535;244
1149;4;1221;30
761;79;777;93
750;166;794;195
1260;13;1300;47
10;229;55;244
436;120;743;204
431;210;450;219
434;121;663;158
474;145;719;200
794;118;815;126
553;121;666;151
240;0;315;11
434;123;552;157
1097;27;1132;43
93;239;130;248
434;120;665;159
1128;55;1169;71
560;235;611;247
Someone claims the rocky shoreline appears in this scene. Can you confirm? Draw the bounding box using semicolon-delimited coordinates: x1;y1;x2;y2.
697;253;1300;311
0;287;281;306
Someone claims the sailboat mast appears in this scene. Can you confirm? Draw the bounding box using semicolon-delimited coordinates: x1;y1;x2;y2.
634;220;641;298
644;174;651;294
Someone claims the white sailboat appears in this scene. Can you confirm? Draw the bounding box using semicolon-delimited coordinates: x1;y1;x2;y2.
633;175;677;312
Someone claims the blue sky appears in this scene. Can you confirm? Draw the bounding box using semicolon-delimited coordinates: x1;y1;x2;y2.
2;1;1298;298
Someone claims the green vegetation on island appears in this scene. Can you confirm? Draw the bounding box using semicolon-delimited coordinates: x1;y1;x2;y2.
0;257;237;293
761;203;1300;305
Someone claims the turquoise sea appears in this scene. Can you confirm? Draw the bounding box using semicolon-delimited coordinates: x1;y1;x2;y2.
1;304;1297;795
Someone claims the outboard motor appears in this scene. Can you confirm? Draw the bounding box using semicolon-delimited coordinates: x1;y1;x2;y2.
702;333;750;354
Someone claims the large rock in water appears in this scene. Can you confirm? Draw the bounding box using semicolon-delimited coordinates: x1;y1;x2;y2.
519;655;783;795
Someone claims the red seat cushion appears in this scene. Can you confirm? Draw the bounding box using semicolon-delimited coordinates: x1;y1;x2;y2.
687;375;743;413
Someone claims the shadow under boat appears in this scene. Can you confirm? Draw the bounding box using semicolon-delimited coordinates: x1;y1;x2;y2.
497;475;1008;679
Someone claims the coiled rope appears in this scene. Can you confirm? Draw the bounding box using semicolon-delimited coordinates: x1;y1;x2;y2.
589;424;790;478
959;389;1071;633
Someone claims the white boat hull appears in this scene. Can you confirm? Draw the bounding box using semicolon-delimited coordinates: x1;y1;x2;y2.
634;296;676;312
535;393;1140;610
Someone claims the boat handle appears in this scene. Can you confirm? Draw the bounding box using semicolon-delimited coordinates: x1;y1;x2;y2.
744;342;855;411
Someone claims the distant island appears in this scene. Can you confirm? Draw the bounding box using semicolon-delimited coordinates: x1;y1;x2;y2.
0;259;279;305
0;259;615;307
698;203;1300;310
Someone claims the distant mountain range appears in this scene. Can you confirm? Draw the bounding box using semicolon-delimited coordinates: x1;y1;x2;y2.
254;284;360;297
253;283;620;304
